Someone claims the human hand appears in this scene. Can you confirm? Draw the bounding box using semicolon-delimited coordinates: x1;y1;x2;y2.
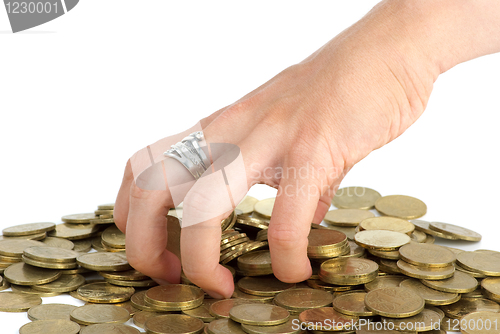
114;0;500;298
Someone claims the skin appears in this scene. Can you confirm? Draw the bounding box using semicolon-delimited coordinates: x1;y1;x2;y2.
115;0;500;298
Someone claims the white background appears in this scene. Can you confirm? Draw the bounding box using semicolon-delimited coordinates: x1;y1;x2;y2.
0;1;499;332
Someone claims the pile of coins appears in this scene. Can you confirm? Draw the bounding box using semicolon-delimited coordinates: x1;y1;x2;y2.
0;186;499;334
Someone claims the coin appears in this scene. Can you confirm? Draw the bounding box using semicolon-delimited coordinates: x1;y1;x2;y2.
364;275;407;291
367;248;400;260
10;283;62;296
481;277;500;302
181;298;217;322
241;317;301;334
62;213;96;223
354;230;410;251
0;232;47;241
2;222;55;236
422;270;478;293
209;299;254;319
98;203;115;210
460;311;500;334
324;209;375;227
105;278;157;287
72;239;92;253
410;230;427;243
381;308;442;331
0;291;42;312
429;222;482;242
145;314;204;334
359;217;415;235
232;289;274;303
0;239;46;257
80;323;140;334
307;229;348;258
229;304;289;326
456;251;500;276
274;288;333;312
70;304;131;325
399;278;460;305
332;187;381;209
364;287;425;318
19;319;80;334
319;258;378;285
254;198;275;218
22;254;78;269
237;250;271;270
237;276;295;296
101;225;126;249
131;290;157;312
207;318;246;334
332;291;373;316
145;284;204;311
41;237;75;250
398;243;456;268
235;217;269;231
236;196;259;215
77;281;134;303
4;262;62;285
48;223;99;240
23;245;79;263
27;303;78;321
133;310;163;329
220;241;269;265
32;273;85;292
77;252;131;271
298;307;357;331
374;195;427;219
410;220;453;239
441;298;500;319
396;260;455;280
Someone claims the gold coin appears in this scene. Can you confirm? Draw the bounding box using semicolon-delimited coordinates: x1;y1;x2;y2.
80;323;140;334
359;217;415;235
306;279;359;292
241;317;301;334
422;270;478;293
332;291;373;316
232;289;274;303
462;287;484;299
410;219;453;239
398;243;456;268
364;275;407;291
77;282;135;303
10;283;61;297
62;213;96;223
2;222;55;236
0;276;9;291
99;300;139;316
89;217;115;225
307;229;348;258
332;187;381;210
101;225;126;249
441;297;500;319
481;277;500;301
105;277;158;287
381;308;442;331
429;222;481;242
237;250;271;271
0;232;47;241
364;287;425;318
145;284;204;311
27;303;78;321
4;262;61;285
410;230;428;243
396;260;455;280
254;198;275;218
455;263;487;278
220;237;251;252
319;258;378;285
22;255;78;269
48;223;99;240
133;310;163;329
145;314;204;334
221;232;247;245
229;304;289;326
220;241;269;265
377;259;401;274
209;299;255;319
457;251;500;276
237;276;295;296
182;298;218;322
72;238;92;253
0;254;22;263
322;225;356;240
298;307;358;331
131;290;157;312
19;319;80;334
94;209;114;216
70;304;131;325
374;195;427;219
98;203;115;210
367;248;400;260
236;196;259;215
77;252;131;271
0;291;42;312
399;278;460;305
32;273;85;293
354;230;410;251
41;237;75;250
235;217;269;231
0;239;46;257
460;311;500;334
23;246;79;263
274;288;333;312
207;318;246;334
324;209;375;227
100;269;148;281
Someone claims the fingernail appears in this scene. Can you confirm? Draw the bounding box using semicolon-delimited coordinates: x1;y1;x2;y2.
152;278;170;285
205;290;224;299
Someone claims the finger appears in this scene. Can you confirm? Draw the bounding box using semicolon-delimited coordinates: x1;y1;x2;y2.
114;160;133;233
268;163;325;283
312;190;334;226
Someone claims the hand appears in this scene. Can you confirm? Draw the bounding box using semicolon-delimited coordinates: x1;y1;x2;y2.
114;0;500;298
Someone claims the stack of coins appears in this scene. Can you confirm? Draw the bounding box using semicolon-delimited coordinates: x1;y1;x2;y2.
1;188;499;334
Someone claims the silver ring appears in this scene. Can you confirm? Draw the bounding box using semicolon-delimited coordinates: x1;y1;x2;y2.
163;131;210;179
